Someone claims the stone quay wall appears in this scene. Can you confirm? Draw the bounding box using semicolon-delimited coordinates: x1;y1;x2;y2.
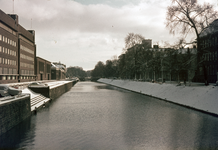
0;95;31;136
50;81;73;100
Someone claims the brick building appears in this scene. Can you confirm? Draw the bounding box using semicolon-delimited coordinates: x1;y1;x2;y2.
36;57;51;80
0;9;36;83
51;62;66;80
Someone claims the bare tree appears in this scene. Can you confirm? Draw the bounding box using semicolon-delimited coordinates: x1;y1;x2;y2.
166;0;217;42
166;0;218;84
124;33;145;50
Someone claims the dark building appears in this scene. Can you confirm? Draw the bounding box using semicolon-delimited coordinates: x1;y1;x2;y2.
36;57;51;80
197;19;218;83
0;9;36;83
51;62;66;80
126;38;197;82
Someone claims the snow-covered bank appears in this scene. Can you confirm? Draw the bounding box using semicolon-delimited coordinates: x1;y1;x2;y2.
98;78;218;116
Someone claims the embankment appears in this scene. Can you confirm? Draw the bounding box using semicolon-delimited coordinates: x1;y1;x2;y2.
98;78;218;116
0;95;31;135
0;80;77;136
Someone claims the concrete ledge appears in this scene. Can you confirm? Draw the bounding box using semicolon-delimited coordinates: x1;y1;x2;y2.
98;78;218;116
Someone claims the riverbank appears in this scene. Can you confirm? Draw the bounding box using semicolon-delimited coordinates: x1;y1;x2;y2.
98;78;218;116
0;80;77;136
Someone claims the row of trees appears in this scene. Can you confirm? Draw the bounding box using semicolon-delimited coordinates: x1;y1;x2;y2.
66;66;90;81
91;43;196;83
91;0;218;84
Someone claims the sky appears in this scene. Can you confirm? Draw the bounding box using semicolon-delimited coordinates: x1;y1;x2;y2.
0;0;217;70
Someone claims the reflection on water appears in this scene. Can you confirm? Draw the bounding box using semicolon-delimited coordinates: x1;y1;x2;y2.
1;81;218;149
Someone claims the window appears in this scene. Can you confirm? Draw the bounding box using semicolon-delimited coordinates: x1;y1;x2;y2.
2;76;6;80
4;68;8;74
9;69;12;74
2;36;4;42
5;59;7;64
2;58;4;64
0;46;1;52
0;34;1;41
0;57;1;64
13;69;17;74
5;48;7;54
5;37;7;43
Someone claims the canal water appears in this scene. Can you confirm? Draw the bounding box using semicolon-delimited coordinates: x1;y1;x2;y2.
1;81;218;149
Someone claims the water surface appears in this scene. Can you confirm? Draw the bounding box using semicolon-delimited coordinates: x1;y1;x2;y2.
1;81;218;149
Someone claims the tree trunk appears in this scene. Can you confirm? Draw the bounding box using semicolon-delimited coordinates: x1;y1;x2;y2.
154;71;156;81
197;36;208;85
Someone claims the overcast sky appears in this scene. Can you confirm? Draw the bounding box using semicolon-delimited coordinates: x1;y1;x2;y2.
0;0;217;70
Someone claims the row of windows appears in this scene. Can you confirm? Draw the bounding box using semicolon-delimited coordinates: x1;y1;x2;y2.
202;37;218;48
0;75;35;80
20;62;34;69
20;53;34;61
0;46;17;56
0;34;17;47
202;51;218;61
19;35;34;46
0;57;17;66
0;67;17;74
20;76;35;80
20;45;34;54
0;76;17;80
20;70;34;75
0;22;16;35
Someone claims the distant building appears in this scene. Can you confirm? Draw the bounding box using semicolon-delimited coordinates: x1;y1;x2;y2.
36;57;51;80
126;38;197;82
51;62;66;80
0;9;36;83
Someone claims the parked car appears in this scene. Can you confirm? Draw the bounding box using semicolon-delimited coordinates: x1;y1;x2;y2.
27;82;48;88
0;84;22;97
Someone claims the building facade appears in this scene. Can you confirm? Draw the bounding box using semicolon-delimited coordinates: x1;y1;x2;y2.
126;39;197;82
36;57;51;80
0;10;36;84
51;62;66;80
196;19;218;83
